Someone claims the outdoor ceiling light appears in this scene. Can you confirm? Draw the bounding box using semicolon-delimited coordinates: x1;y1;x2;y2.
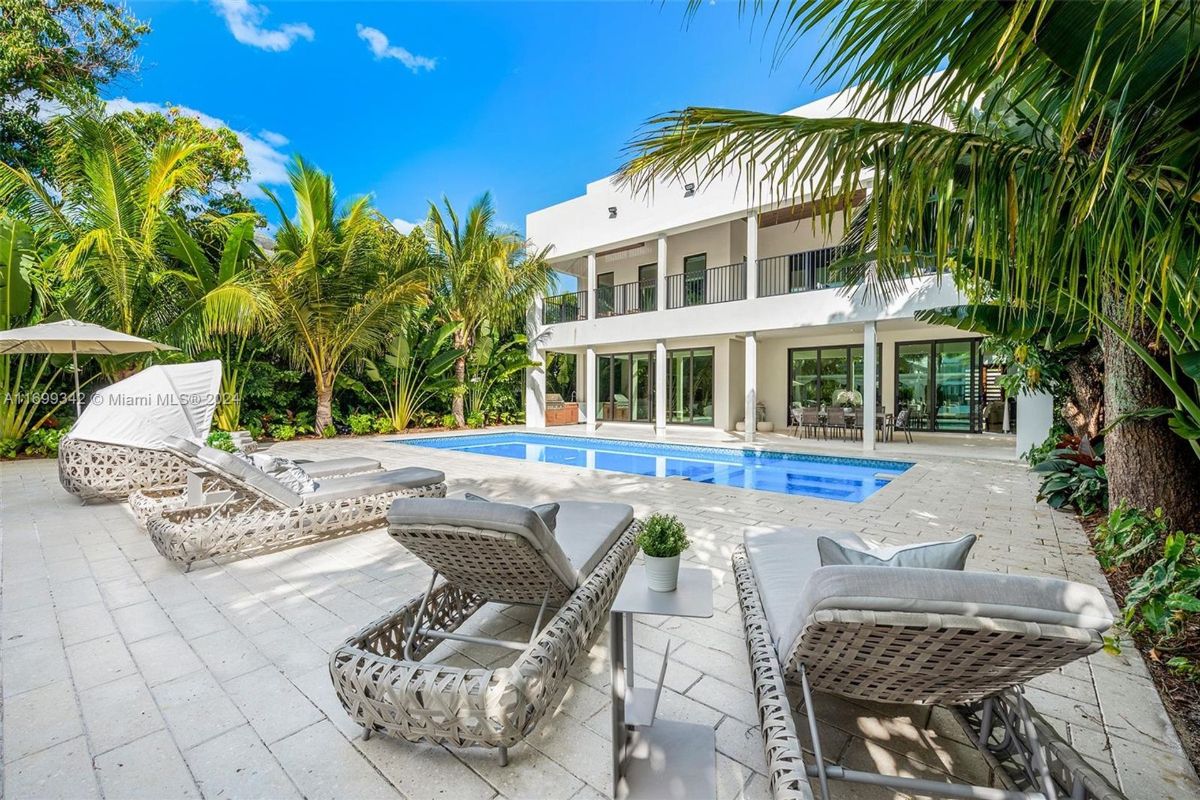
684;182;696;197
608;206;617;218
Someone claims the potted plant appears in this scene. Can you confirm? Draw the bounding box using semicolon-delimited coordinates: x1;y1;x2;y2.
833;388;863;416
637;513;690;592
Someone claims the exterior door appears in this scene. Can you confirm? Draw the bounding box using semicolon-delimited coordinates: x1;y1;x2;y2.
683;254;706;306
638;263;656;312
596;271;615;316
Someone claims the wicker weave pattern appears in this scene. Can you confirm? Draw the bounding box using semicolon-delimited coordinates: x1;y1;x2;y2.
128;478;228;527
58;437;191;501
732;547;814;800
328;521;639;750
146;481;446;569
787;609;1103;706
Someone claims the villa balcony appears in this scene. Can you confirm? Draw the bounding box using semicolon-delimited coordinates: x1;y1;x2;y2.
665;261;746;308
597;279;656;317
756;245;840;296
542;289;588;324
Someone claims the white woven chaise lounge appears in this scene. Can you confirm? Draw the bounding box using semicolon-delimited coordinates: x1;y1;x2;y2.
734;529;1124;800
145;445;446;569
58;360;223;501
128;435;384;526
329;497;639;766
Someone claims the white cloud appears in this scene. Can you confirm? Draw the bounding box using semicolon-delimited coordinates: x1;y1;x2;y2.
212;0;314;52
104;98;290;198
356;24;436;73
392;218;417;234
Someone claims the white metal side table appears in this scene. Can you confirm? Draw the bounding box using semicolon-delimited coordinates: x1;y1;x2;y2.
609;565;715;800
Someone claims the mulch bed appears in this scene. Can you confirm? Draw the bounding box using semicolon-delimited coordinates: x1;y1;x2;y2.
1079;512;1200;776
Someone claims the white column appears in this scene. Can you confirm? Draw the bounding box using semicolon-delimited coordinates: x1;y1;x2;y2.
585;346;597;433
586;252;597;321
744;332;757;443
745;212;758;300
656;234;667;311
655;339;667;438
524;294;546;429
863;321;877;452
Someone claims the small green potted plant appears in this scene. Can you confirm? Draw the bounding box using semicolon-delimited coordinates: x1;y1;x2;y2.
637;513;690;592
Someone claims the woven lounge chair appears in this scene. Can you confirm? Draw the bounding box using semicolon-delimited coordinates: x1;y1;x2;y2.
329;497;640;765
145;445;446;570
128;436;384;526
733;529;1122;800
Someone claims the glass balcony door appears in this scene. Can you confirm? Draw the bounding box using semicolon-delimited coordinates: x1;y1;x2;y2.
683;254;707;307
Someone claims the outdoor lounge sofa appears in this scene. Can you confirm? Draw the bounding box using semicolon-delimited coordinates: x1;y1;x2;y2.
329;497;639;765
145;445;446;570
128;436;384;526
733;528;1123;800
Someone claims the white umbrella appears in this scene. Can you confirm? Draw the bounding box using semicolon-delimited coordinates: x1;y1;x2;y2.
0;319;178;417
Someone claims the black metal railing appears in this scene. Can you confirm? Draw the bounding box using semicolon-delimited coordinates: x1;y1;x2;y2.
541;290;588;324
666;261;746;309
756;247;840;297
596;279;657;317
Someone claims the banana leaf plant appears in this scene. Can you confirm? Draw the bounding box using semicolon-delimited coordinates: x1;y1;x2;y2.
466;324;540;423
352;320;464;433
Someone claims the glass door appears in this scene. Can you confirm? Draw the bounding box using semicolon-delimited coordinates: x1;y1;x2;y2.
666;348;715;425
638;263;656;312
683;254;706;306
631;352;654;422
596;271;615;317
934;340;976;431
896;344;931;430
597;355;613;420
789;350;821;409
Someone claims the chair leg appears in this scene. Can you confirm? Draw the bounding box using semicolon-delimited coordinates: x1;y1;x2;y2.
498;745;508;767
798;666;831;800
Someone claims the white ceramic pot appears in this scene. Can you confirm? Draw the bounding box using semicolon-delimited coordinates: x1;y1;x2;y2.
644;554;680;592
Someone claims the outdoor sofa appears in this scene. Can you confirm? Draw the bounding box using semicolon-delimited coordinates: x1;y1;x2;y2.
145;445;446;570
734;528;1124;800
329;496;639;765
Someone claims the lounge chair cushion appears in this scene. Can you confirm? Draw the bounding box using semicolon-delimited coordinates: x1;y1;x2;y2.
464;493;561;532
305;468;445;505
743;528;863;657
196;446;303;508
554;501;634;578
161;434;202;458
817;533;976;570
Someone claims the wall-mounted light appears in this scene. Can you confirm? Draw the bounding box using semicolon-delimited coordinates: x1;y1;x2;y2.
683;183;696;198
608;206;617;218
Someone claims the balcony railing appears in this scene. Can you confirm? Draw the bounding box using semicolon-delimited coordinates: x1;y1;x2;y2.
597;279;657;317
757;247;840;297
542;290;588;324
666;261;746;309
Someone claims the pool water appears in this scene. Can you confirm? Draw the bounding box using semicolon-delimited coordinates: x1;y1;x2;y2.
401;433;911;502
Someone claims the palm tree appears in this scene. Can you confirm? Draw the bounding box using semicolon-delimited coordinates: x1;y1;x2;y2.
264;157;429;434
0;109;212;347
426;193;553;427
620;0;1200;527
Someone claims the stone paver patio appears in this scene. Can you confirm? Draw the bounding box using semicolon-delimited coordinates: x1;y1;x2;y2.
2;428;1197;799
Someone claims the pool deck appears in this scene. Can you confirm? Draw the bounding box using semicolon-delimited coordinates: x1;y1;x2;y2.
2;426;1197;799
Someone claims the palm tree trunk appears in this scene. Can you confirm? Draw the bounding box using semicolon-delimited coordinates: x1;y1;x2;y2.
316;378;335;435
1062;344;1104;438
1101;292;1200;530
452;355;467;428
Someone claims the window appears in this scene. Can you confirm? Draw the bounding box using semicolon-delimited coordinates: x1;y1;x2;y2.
666;347;715;425
788;345;882;412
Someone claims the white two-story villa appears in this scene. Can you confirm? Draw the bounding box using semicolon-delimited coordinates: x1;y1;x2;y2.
523;89;1050;453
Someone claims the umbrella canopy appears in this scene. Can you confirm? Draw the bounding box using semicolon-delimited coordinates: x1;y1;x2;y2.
67;360;222;450
0;319;177;415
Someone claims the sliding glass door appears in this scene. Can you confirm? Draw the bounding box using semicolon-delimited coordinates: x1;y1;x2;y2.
595;351;654;422
666;348;714;425
788;345;883;411
894;339;980;432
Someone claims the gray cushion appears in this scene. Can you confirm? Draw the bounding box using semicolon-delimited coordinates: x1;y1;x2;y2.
817;533;975;570
464;493;560;533
388;497;579;589
554;501;633;577
195;446;303;508
305;467;445;505
743;528;862;657
249;454;381;479
161;435;201;458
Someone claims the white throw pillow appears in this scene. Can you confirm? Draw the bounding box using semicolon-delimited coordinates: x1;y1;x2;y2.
248;453;315;494
817;533;976;570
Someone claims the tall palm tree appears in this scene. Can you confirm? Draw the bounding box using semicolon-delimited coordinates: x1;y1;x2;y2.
0;109;212;345
426;193;553;427
620;0;1200;527
264;157;428;433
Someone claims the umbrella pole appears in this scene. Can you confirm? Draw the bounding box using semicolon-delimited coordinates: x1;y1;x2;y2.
73;346;81;418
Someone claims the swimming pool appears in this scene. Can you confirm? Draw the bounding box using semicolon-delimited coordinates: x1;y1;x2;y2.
401;433;912;502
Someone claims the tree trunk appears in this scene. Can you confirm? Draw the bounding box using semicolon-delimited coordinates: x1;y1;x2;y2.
316;380;334;435
452;355;466;428
1101;295;1200;530
1062;343;1104;438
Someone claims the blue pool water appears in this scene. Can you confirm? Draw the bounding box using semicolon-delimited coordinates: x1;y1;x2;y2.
402;433;912;502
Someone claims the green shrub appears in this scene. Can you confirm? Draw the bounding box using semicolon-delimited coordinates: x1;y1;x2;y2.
440;413;456;429
372;415;394;434
1032;434;1107;514
206;431;237;453
320;424;337;439
1122;530;1200;648
636;513;690;558
24;427;68;457
270;423;297;441
1023;421;1071;465
466;411;485;429
0;438;19;458
347;413;375;436
1095;504;1170;572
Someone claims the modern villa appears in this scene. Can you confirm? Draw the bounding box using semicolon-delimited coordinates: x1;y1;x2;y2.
523;90;1053;454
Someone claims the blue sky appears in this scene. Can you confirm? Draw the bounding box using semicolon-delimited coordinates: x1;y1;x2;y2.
114;1;839;238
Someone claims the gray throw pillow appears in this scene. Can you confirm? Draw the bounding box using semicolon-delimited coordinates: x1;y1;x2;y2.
465;493;559;533
817;533;976;570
